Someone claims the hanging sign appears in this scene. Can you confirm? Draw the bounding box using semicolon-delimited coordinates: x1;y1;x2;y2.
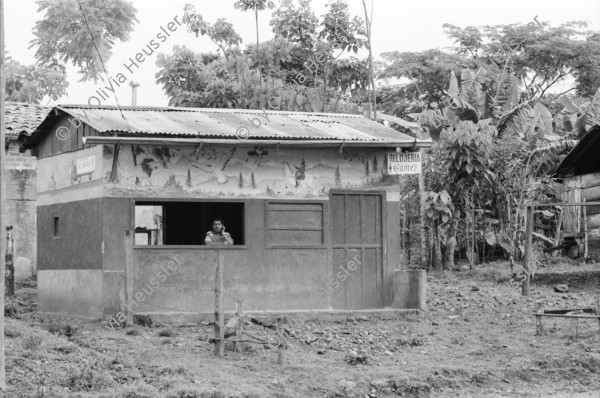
387;152;422;175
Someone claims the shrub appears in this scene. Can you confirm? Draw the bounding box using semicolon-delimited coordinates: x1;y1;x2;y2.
157;328;177;338
4;325;21;338
22;334;42;350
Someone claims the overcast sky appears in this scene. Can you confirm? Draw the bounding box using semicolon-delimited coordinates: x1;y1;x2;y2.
5;0;600;107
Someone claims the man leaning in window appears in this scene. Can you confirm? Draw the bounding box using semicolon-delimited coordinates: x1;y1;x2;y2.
205;218;234;245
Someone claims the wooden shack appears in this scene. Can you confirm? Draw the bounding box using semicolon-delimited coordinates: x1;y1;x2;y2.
23;105;431;319
554;125;600;258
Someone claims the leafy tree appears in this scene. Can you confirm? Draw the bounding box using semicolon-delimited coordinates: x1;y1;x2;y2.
250;171;257;188
380;49;465;111
30;0;138;82
238;172;244;189
5;59;68;103
443;120;495;267
443;21;600;98
157;0;368;113
424;190;454;271
234;0;276;77
183;3;242;60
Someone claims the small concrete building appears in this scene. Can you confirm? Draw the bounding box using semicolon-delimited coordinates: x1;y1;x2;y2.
23;105;431;320
554;124;600;258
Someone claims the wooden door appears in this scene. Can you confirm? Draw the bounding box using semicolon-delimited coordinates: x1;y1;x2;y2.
331;193;384;309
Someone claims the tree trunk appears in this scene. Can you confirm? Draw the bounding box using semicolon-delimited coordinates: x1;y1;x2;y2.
552;210;563;258
108;144;121;183
444;212;459;270
255;5;260;88
5;226;13;297
467;190;475;269
432;220;443;271
131;145;138;166
361;0;376;120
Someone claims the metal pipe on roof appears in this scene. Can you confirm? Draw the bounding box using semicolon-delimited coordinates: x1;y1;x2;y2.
81;136;432;148
129;81;140;106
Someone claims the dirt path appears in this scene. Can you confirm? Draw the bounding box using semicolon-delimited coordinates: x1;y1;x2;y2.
3;264;600;397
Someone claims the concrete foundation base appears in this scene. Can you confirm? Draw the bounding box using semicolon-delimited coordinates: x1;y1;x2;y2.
392;269;426;310
133;308;423;326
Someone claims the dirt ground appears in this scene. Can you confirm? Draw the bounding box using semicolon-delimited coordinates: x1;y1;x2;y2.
3;260;600;398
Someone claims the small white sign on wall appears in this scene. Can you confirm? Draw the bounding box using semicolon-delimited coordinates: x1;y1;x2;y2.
387;152;422;175
76;156;96;175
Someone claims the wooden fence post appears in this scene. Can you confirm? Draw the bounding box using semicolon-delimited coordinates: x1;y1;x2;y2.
5;226;13;297
523;205;533;296
124;229;134;325
276;319;287;366
234;301;243;352
583;199;588;260
214;250;224;357
418;149;428;268
535;303;545;335
597;298;600;337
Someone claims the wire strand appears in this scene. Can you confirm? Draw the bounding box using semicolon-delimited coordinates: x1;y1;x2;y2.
76;0;132;133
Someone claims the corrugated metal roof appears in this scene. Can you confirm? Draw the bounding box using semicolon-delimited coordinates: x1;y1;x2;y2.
4;102;51;141
29;105;432;147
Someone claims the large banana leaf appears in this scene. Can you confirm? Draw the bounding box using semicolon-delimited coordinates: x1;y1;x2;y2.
497;100;533;138
526;102;553;138
558;95;583;114
581;87;600;134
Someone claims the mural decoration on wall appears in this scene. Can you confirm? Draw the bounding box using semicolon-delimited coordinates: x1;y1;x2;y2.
102;144;396;198
37;146;104;194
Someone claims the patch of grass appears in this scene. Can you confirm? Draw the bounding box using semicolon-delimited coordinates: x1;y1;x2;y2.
345;351;369;365
166;390;226;398
125;328;141;336
59;359;115;392
22;334;42;350
157;328;177;338
53;344;77;354
397;336;427;347
4;325;21;338
461;261;512;283
4;297;18;318
46;321;78;337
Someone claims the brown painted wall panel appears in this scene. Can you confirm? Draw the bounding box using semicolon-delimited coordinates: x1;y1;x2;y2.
331;248;346;309
103;197;133;273
104;198;331;313
361;248;380;309
345;196;361;244
131;247;330;313
37;198;104;270
266;230;323;245
331;195;345;244
268;210;322;228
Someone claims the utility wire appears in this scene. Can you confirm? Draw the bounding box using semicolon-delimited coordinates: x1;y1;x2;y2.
76;0;132;133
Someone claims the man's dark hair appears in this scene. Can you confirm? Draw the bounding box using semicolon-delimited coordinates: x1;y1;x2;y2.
212;217;224;224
